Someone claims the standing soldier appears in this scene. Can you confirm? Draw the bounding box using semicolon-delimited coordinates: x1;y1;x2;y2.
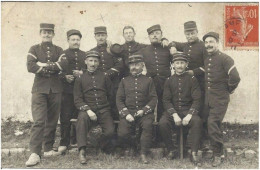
26;23;67;166
137;24;172;122
203;32;240;167
158;53;202;166
116;54;157;164
168;21;207;148
113;26;169;78
91;26;124;120
58;29;86;153
74;51;115;164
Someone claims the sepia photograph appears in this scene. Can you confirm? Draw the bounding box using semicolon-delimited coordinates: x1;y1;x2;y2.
1;1;259;169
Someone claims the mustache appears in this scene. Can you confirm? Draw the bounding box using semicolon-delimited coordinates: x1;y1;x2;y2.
206;46;213;49
73;43;79;46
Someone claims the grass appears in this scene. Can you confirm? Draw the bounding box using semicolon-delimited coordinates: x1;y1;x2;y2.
1;150;259;169
1;119;259;168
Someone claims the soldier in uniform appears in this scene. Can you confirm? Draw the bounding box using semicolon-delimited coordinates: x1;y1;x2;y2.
137;24;172;122
73;50;115;164
116;54;157;164
91;26;124;120
58;29;86;153
113;26;169;78
26;23;68;166
159;53;202;166
168;21;207;148
203;32;240;167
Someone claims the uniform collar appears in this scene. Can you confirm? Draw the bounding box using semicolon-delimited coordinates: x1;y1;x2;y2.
207;49;220;57
69;48;80;52
41;41;53;47
174;71;187;77
125;41;136;46
97;43;107;49
87;69;98;75
151;42;162;47
131;72;142;78
188;38;199;45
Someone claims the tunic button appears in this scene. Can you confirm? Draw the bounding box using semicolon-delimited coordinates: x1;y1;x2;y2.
155;52;157;54
47;60;50;62
208;87;210;89
179;88;181;90
157;73;159;76
135;79;137;81
209;58;212;61
129;53;131;55
129;46;131;48
209;63;211;66
155;48;156;50
179;93;181;95
208;73;211;75
47;47;50;49
135;87;137;89
208;68;210;71
188;54;190;56
189;50;191;52
136;96;138;98
189;46;192;48
179;98;181;100
129;49;131;52
135;92;138;93
135;83;137;84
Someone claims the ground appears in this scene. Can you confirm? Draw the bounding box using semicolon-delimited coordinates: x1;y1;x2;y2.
1;118;259;169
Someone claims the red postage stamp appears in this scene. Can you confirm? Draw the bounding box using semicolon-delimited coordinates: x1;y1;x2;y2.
224;5;259;50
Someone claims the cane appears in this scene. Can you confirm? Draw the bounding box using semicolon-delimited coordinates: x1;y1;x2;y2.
180;124;183;161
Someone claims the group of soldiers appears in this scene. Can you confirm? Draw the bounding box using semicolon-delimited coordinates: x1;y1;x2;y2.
25;21;240;167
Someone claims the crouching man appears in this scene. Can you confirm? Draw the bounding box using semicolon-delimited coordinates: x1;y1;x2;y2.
158;53;202;166
73;51;115;164
116;54;157;164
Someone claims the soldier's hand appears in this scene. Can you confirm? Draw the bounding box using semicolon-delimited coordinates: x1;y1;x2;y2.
87;110;97;121
73;70;83;77
65;75;75;83
126;114;135;122
182;114;192;126
161;39;169;47
135;110;144;117
170;47;177;55
172;113;182;126
37;62;48;67
186;70;194;76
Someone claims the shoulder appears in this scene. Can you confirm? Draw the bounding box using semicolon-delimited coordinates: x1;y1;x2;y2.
53;44;63;51
29;44;40;51
218;51;233;61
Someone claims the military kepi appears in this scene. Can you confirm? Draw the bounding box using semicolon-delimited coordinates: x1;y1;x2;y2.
184;21;197;31
128;54;144;64
172;53;188;62
203;32;219;42
94;26;107;34
147;24;161;34
67;29;82;38
86;50;100;59
40;23;55;31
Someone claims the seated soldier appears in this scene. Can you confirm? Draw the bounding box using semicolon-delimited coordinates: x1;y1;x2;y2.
73;50;115;164
116;54;158;164
158;53;203;166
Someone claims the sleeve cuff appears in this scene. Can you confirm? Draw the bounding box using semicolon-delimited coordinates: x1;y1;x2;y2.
167;108;177;115
119;108;130;118
143;105;152;114
188;108;198;115
79;105;90;111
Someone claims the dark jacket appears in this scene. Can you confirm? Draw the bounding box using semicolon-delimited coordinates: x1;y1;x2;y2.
27;42;67;94
163;72;201;116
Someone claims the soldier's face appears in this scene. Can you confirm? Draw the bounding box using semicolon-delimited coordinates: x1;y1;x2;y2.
68;35;81;49
173;60;188;74
129;62;144;75
95;33;107;45
149;30;163;44
205;37;219;54
85;57;99;72
123;28;135;42
184;30;198;43
40;30;54;42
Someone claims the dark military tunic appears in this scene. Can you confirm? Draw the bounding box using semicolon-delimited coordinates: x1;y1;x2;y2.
169;39;206;90
73;70;114;149
59;48;86;147
120;41;147;77
204;50;240;155
27;41;67;155
137;43;172;121
116;74;157;154
91;43;124;120
159;72;202;152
